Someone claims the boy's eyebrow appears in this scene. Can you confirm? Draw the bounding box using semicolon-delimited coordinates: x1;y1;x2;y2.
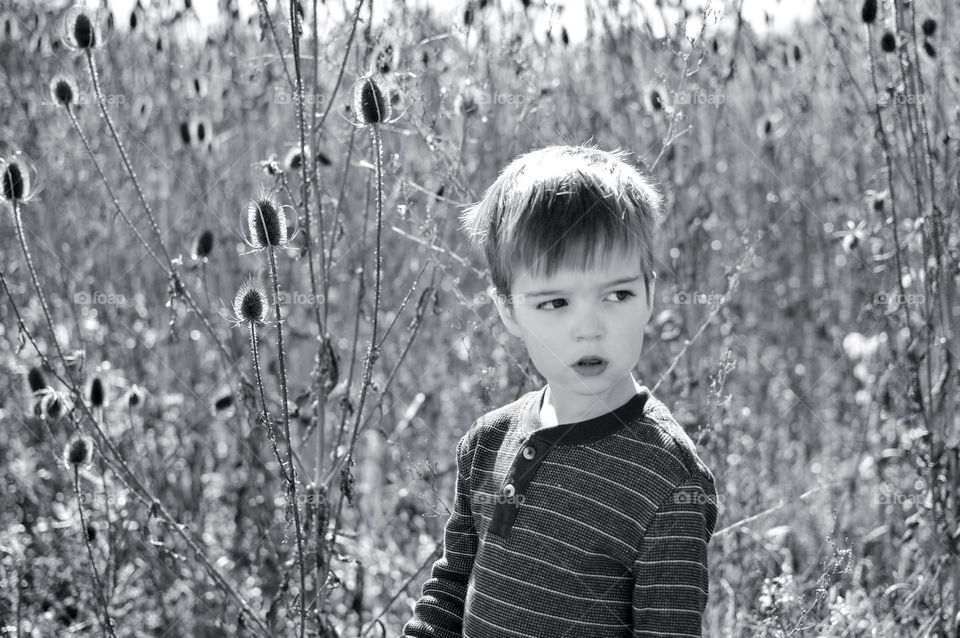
521;275;642;297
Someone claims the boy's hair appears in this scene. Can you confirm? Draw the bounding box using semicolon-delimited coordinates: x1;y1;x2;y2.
460;144;663;302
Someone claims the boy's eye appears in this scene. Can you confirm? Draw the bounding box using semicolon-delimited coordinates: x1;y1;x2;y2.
536;298;567;310
608;290;635;302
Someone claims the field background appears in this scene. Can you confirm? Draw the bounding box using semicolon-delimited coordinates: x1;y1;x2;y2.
1;0;958;636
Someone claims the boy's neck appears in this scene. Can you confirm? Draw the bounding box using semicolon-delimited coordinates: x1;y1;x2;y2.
539;379;643;428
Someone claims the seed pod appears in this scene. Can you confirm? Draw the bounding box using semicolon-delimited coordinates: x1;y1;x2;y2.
49;75;77;106
315;150;331;166
921;18;936;37
247;194;287;248
89;376;105;407
283;145;307;171
66;437;90;466
1;159;28;201
561;27;569;46
127;385;143;408
352;76;390;125
179;121;191;145
195;229;214;258
73;12;96;49
234;278;268;325
861;0;877;24
28;367;47;393
880;31;896;53
923;41;936;58
214;394;234;410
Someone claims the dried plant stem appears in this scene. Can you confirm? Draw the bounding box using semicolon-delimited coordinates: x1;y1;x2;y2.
329;124;386;571
78;54;254;451
11;200;71;379
249;320;290;484
73;467;117;638
265;243;307;638
9;216;268;635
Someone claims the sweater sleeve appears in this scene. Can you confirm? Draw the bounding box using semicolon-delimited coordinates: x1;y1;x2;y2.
632;470;718;638
402;434;479;638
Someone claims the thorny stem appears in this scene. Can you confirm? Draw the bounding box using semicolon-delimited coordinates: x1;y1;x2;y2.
265;242;307;638
78;53;255;463
73;466;117;638
7;227;269;636
250;321;290;484
329;124;385;568
11;200;72;381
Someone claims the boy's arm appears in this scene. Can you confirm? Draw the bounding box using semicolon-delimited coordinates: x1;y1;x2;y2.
632;470;718;638
402;434;478;638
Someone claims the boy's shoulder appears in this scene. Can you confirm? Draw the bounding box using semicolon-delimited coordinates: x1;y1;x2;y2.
460;389;539;446
623;391;715;484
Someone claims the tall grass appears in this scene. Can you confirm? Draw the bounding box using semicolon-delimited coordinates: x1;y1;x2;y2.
0;0;956;636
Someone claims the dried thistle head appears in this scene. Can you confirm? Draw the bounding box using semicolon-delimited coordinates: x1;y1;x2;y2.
126;384;144;408
89;376;105;408
63;7;101;51
246;191;288;249
66;436;90;466
49;75;78;107
0;156;37;204
879;31;897;53
352;75;391;125
233;277;268;326
27;366;47;394
194;229;214;260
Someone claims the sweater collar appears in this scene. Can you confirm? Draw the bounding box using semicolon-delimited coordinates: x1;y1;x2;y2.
521;385;651;446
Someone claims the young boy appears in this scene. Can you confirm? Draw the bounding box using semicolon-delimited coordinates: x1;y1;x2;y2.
402;145;719;637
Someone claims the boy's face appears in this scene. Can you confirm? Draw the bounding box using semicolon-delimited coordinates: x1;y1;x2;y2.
493;245;654;420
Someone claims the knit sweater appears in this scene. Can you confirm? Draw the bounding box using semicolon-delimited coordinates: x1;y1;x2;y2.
402;385;719;638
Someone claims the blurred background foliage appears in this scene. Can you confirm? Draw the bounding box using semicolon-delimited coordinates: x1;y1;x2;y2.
1;0;958;635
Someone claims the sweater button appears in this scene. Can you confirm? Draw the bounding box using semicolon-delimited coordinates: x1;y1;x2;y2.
521;446;536;460
502;484;516;498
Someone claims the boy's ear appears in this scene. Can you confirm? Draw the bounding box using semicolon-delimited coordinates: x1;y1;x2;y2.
491;286;523;337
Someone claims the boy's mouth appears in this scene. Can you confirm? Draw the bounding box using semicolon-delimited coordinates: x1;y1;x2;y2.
572;356;608;376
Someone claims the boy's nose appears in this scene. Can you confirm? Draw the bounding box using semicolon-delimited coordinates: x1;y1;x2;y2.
573;311;604;340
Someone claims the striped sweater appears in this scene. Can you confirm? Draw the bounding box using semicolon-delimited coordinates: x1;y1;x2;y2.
402;385;719;638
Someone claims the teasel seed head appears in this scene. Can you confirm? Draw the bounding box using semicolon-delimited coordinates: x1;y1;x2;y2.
27;366;47;393
89;376;105;408
283;145;308;172
352;75;390;125
50;75;78;107
66;437;90;466
1;157;29;202
234;278;268;325
127;384;144;408
194;229;214;259
921;18;936;37
860;0;877;24
247;193;287;249
880;31;897;53
64;8;99;50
